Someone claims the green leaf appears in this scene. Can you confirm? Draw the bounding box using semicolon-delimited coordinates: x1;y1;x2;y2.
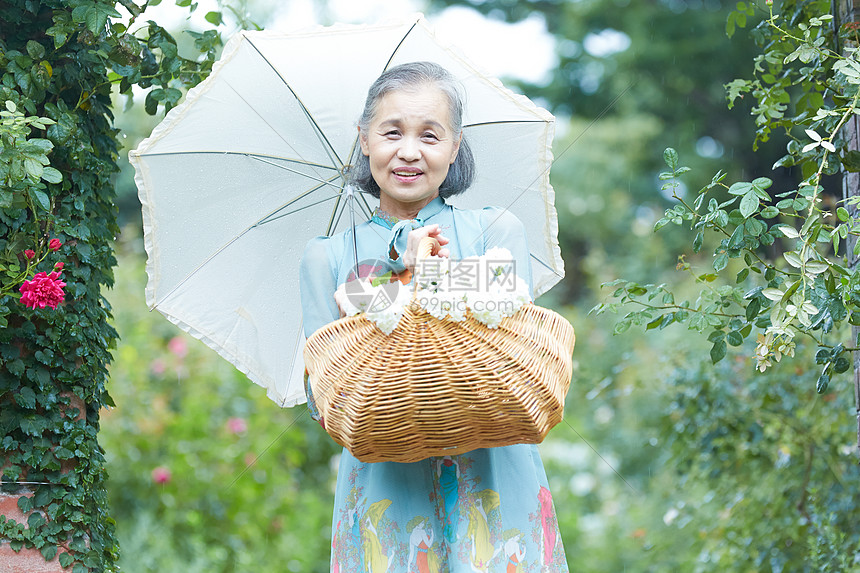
24;157;43;179
751;177;772;190
739;191;759;218
714;253;729;272
837;207;850;221
18;495;33;513
29;188;51;211
205;10;223;25
736;268;749;283
15;387;36;409
834;355;851;374
59;553;74;568
726;11;740;37
816;372;830;394
783;251;802;268
728;224;745;249
726;331;744;346
693;231;703;253
144;90;158;115
85;3;120;33
708;330;725;343
744;218;763;237
26;40;45;60
30;512;47;530
760;205;779;218
745;297;761;321
613;320;631;334
728;181;752;196
41;166;62;184
710;339;727;363
663;147;679;169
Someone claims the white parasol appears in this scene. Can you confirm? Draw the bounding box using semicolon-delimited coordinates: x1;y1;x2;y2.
129;14;563;407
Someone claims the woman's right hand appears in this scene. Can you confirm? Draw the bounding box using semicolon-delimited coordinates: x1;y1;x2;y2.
401;224;450;271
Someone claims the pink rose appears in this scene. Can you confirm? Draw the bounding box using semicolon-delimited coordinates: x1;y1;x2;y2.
151;466;171;484
48;239;62;252
19;271;66;310
226;417;247;434
167;336;187;358
150;358;166;375
54;262;64;271
24;250;35;260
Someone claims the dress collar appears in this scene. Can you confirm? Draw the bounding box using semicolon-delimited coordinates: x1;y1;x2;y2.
370;196;446;230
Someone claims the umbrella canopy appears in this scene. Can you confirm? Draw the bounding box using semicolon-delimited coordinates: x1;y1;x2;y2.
129;14;563;408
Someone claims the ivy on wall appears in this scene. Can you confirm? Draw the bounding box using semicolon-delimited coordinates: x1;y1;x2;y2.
0;0;221;569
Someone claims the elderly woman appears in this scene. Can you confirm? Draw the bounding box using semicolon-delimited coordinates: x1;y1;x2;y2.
300;61;568;572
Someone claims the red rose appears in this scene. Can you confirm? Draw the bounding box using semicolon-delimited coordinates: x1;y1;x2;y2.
54;262;64;271
49;239;62;251
24;249;35;260
19;271;66;310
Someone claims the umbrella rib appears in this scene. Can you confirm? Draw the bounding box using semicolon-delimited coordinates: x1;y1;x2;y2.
245;36;345;170
255;175;343;226
249;155;344;190
382;20;420;75
464;120;548;128
220;74;343;177
356;191;375;218
335;19;423;175
137;150;338;172
466;81;636;276
255;191;342;226
327;189;378;236
531;253;564;276
154;180;342;306
326;192;344;236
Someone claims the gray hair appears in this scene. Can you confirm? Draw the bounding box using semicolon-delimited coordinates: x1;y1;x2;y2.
350;61;475;198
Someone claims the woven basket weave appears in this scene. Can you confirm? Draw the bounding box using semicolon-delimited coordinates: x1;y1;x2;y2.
303;239;575;463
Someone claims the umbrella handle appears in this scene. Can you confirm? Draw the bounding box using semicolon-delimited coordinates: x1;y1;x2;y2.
411;237;441;297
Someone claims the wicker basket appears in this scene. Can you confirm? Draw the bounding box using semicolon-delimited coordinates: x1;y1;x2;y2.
303;238;575;463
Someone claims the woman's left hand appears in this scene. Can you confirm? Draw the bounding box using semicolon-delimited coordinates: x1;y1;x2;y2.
401;224;450;271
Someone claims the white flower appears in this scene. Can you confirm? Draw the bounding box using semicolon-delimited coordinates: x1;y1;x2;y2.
367;305;403;335
366;288;411;335
344;245;533;334
421;290;468;322
802;129;836;153
334;281;363;316
467;289;510;328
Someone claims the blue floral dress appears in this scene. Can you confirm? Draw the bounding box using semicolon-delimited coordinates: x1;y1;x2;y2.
300;197;568;572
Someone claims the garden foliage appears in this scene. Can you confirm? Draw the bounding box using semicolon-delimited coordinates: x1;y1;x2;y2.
0;0;222;569
594;1;860;398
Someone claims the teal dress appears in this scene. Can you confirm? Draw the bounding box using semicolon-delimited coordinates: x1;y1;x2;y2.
300;196;568;572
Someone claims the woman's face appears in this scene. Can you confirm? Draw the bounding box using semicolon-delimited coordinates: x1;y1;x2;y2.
359;84;461;217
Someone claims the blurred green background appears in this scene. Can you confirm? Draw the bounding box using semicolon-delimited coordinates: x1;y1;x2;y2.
99;0;860;571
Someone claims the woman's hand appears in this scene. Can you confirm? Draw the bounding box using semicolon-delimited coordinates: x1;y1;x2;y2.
402;224;450;271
